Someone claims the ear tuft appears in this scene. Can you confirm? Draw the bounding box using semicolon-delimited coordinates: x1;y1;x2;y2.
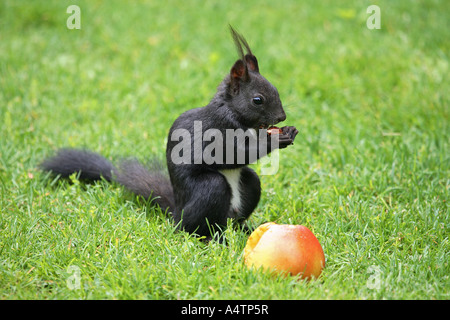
229;25;260;74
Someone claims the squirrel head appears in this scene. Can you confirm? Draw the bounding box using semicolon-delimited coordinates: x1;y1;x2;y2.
225;26;286;129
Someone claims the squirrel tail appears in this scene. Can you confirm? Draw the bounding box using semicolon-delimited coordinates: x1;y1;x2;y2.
115;158;174;212
40;148;174;212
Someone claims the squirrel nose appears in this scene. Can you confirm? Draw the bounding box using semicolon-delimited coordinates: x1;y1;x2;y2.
276;111;286;123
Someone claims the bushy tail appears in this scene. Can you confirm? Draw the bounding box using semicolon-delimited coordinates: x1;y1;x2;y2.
40;149;174;212
115;159;174;211
40;149;116;181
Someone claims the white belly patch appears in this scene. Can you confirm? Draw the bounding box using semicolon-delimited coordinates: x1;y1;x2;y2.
219;168;242;213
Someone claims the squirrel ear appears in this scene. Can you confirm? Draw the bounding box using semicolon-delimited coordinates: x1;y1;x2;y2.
230;59;248;94
245;54;259;73
231;59;247;79
229;26;259;73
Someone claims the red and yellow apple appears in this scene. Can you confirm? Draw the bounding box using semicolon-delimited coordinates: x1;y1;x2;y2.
244;222;325;279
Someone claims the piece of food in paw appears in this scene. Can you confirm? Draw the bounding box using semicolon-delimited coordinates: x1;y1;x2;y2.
267;126;282;135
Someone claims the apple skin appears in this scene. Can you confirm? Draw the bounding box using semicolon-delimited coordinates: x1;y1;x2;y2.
244;222;325;279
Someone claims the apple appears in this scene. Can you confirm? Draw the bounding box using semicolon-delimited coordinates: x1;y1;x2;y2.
244;222;325;279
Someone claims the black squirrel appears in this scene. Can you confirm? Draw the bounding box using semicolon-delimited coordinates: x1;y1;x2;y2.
40;26;298;239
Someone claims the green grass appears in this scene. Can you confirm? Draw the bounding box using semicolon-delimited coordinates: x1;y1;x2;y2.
0;0;448;299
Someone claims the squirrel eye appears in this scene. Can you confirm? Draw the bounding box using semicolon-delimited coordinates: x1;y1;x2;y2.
252;96;264;105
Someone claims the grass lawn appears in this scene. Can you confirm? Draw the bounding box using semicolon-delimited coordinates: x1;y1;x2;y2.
0;0;448;300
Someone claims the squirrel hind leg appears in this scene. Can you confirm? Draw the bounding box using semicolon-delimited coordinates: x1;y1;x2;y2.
173;171;232;238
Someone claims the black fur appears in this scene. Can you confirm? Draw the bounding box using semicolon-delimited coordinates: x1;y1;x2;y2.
40;149;116;182
40;27;298;239
40;149;174;212
115;159;174;211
